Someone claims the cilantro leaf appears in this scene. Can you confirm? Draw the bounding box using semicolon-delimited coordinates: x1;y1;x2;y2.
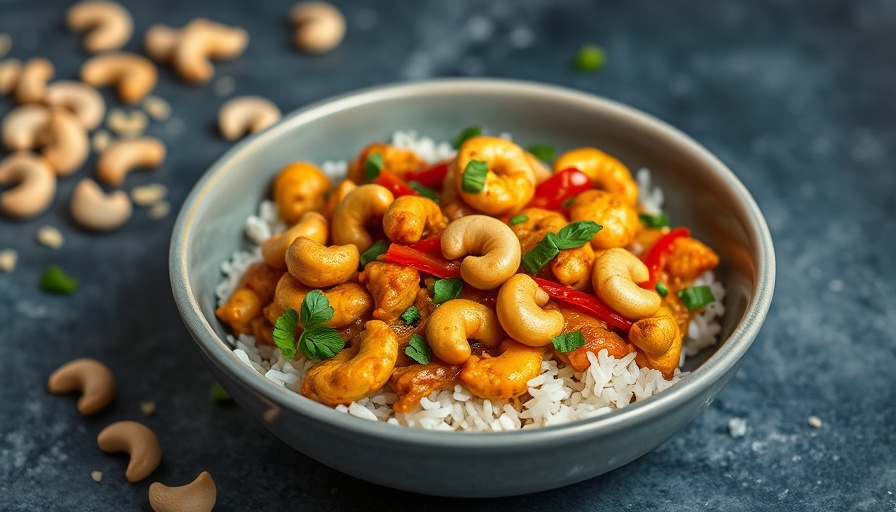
299;325;345;360
272;307;300;359
551;331;586;353
461;160;488;194
400;306;421;325
453;126;481;149
405;334;432;365
301;290;334;328
433;278;463;305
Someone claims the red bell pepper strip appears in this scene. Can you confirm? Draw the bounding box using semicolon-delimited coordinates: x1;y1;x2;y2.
528;168;592;210
373;169;417;198
382;243;461;279
532;277;632;330
409;236;443;255
403;161;450;189
640;227;690;290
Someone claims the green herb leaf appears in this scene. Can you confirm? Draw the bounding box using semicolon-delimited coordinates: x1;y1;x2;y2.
461;160;488;194
433;277;464;305
656;282;669;298
551;331;586;353
522;233;560;274
453;125;481;149
574;44;607;72
562;197;576;208
272;307;300;359
405;334;432;365
364;152;385;181
554;221;602;250
400;305;421;325
639;212;670;228
527;144;556;162
677;285;715;311
408;181;441;204
360;239;390;268
210;382;232;402
300;289;335;328
509;214;529;226
38;265;78;294
299;325;345;360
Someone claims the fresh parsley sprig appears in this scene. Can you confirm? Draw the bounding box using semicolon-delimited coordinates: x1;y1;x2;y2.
272;290;345;360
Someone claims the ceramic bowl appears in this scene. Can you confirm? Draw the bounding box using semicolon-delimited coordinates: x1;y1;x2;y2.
170;79;775;497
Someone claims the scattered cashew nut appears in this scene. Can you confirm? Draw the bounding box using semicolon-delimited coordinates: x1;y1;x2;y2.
290;2;346;53
1;104;49;151
424;299;504;365
97;136;166;185
592;248;662;321
332;184;394;253
261;211;328;268
71;178;132;231
0;152;56;219
81;52;157;104
96;421;162;483
67;1;134;53
47;358;116;415
286;236;359;288
46;80;106;130
0;58;22;95
495;274;564;347
441;215;522;290
218;96;281;141
173;19;248;83
38;108;90;176
149;472;217;512
14;58;54;104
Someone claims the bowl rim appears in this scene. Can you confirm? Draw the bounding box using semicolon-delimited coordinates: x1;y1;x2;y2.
170;78;775;448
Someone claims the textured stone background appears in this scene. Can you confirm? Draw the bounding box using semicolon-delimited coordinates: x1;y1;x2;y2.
1;0;894;510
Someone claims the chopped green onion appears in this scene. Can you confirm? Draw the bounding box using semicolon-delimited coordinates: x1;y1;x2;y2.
656;282;669;298
553;221;602;250
574;44;606;72
405;334;432;365
408;181;441;204
433;277;463;305
299;325;345;360
551;331;586;353
522;233;560;274
562;197;576;208
639;212;670;228
509;214;529;226
360;239;389;268
400;306;421;325
39;265;78;294
677;285;715;311
364;153;384;181
272;307;300;359
527;144;556;162
210;382;232;402
461;160;488;194
300;289;334;328
453;126;481;149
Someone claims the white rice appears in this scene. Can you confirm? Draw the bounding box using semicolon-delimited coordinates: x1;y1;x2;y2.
216;131;726;432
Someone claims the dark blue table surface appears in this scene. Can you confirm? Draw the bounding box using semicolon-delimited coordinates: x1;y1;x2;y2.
1;0;894;510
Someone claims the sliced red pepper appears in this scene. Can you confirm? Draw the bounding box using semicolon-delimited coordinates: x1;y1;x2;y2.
528;167;592;210
532;277;632;331
640;227;690;290
409;236;442;255
403;161;450;189
373;169;417;198
382;243;461;279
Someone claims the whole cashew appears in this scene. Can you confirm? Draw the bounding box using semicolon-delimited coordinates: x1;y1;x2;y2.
97;137;166;185
14;58;54;104
272;162;331;224
81;52;157;104
496;274;564;347
285;236;359;288
290;2;346;53
149;472;217;512
218;96;281;141
47;358;115;415
301;320;398;406
0;152;56;219
265;274;371;328
216;287;262;335
66;1;134;53
0;58;22;95
70;178;132;231
382;195;447;245
440;215;522;290
39;108;90;176
172;19;248;83
630;307;681;378
453;136;536;216
261;211;328;268
424;299;504;365
46;81;106;130
96;421;162;483
1;104;49;151
144;24;181;63
592;248;661;321
459;339;545;400
332;184;394;253
554;147;639;206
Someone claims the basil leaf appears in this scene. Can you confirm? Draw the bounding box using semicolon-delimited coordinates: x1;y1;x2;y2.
677;285;715;311
521;233;560;274
461;160;488;194
300;289;334;328
551;331;586;353
453;125;481;149
639;212;670;228
574;44;606;72
405;334;432;365
39;265;78;294
655;282;669;298
509;214;528;226
360;239;389;268
364;153;384;181
554;221;602;250
299;326;345;360
433;278;463;305
400;306;421;325
408;181;441;204
272;307;299;359
527;144;556;162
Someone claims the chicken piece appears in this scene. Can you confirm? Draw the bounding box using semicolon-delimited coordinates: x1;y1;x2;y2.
251;316;275;345
359;261;421;323
509;207;567;241
549;305;635;370
216;288;262;335
242;262;284;304
390;361;461;413
665;237;720;285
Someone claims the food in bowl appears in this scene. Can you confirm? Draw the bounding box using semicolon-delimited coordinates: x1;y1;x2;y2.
214;129;725;431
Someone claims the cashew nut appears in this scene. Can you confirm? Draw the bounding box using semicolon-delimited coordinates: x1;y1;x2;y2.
301;320;398;406
0;58;22;95
38;108;90;176
496;274;564;347
291;2;346;53
66;1;133;53
1;104;49;150
172;19;248;83
96;421;162;483
453;136;536;216
272;162;331;224
0;152;56;219
382;195;447;245
149;472;217;512
144;24;181;63
47;358;115;415
554;147;639;206
81;52;157;104
46;81;106;130
630;308;681;378
97;137;166;185
424;299;504;365
14;58;54;104
218;96;281;141
440;215;522;290
261;211;328;268
70;178;132;231
592;248;661;321
459;339;545;400
332;184;394;253
286;236;359;288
